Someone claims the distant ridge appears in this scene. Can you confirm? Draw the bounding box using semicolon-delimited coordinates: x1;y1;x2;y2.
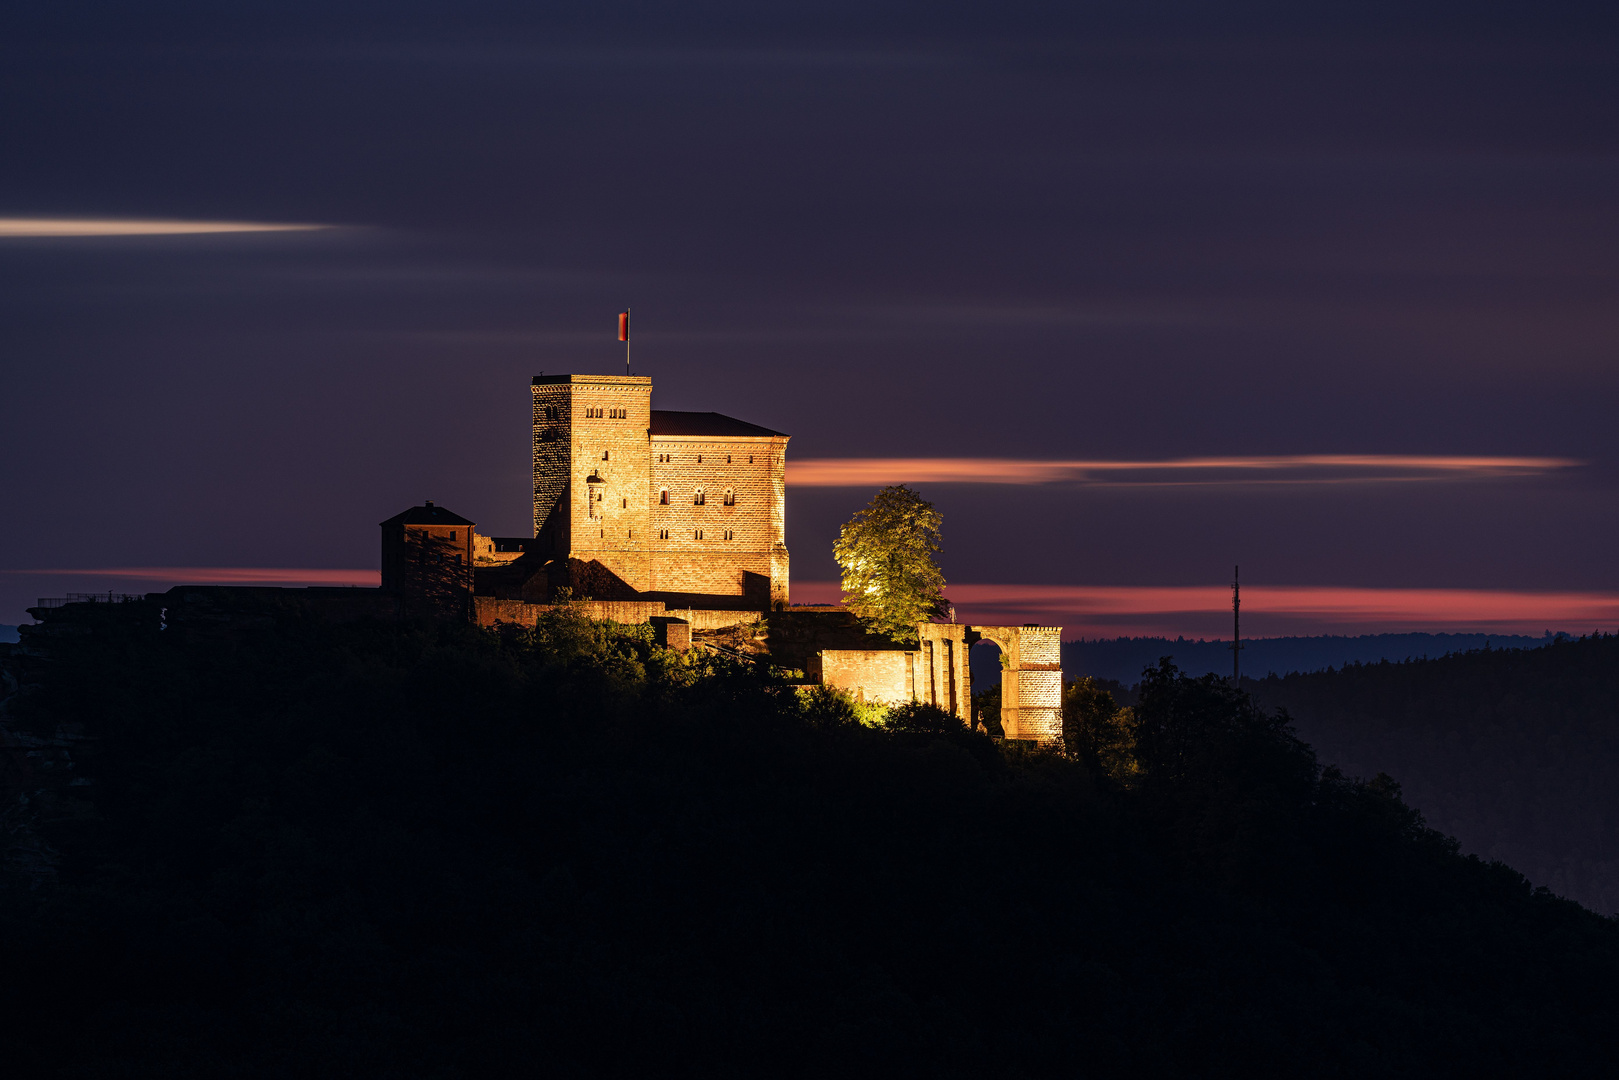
0;625;17;645
1056;632;1553;686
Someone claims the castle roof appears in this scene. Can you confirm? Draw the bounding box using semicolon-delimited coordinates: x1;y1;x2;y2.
379;501;475;527
650;411;787;438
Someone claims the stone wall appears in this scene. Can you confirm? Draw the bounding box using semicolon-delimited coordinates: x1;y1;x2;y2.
648;435;788;604
809;649;916;704
471;595;761;632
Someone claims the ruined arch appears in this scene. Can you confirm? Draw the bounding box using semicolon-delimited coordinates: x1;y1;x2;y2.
916;622;1063;742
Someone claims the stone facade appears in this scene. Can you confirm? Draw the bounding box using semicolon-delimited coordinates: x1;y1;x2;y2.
532;374;790;608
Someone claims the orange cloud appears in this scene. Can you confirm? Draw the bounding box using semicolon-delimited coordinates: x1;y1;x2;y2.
793;582;1619;637
0;218;329;237
786;454;1580;487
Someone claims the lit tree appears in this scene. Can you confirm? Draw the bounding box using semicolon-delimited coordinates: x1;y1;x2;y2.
833;485;947;642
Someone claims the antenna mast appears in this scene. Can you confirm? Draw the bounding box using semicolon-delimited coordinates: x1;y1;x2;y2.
1231;564;1243;682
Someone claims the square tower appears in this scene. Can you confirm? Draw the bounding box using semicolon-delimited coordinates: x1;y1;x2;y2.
532;374;654;593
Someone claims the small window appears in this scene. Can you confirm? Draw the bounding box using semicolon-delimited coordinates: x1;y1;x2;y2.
449;530;457;540
694;488;705;506
697;454;702;464
695;529;704;540
726;454;731;464
723;489;734;506
621;497;627;508
723;529;733;540
602;451;610;461
659;528;669;539
659;489;669;505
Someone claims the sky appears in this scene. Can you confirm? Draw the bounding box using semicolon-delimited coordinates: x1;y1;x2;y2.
4;2;1619;635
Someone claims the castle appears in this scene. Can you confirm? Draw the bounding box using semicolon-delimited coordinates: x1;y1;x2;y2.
375;371;1063;740
380;374;790;616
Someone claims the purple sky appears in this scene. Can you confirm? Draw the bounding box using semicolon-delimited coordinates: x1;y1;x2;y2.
4;3;1619;632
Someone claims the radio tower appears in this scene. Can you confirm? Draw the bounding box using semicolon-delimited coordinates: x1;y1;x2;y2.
1231;565;1243;683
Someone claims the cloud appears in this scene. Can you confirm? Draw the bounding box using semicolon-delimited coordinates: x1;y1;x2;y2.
0;218;330;237
5;567;378;586
793;582;1619;637
786;454;1582;487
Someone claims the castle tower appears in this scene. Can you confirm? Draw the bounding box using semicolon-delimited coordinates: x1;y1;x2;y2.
533;374;655;594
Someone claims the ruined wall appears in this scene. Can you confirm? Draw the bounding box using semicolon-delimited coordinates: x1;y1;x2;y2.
915;623;972;720
809;649;917;704
532;375;654;592
647;435;788;604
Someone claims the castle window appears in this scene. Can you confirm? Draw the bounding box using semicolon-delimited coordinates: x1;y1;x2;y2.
622;497;627;508
695;529;704;540
449;531;456;540
726;454;731;464
724;529;733;540
749;455;754;464
723;489;734;506
697;455;702;463
602;451;610;461
659;528;669;539
694;488;705;506
659;489;669;505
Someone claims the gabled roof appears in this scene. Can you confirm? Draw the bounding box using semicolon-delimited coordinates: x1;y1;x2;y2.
650;410;788;438
379;501;475;527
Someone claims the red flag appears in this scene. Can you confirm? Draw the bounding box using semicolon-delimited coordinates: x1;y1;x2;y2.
618;311;629;341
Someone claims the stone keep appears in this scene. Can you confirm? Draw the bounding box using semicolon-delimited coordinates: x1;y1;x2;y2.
531;374;790;607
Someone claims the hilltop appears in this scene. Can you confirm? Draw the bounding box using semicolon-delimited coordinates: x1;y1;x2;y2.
2;607;1617;1076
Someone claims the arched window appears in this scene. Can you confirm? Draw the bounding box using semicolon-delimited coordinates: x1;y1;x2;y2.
723;489;734;506
659;489;669;505
602;450;610;461
694;488;706;506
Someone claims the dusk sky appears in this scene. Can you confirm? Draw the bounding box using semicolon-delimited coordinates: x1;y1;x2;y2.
5;2;1619;636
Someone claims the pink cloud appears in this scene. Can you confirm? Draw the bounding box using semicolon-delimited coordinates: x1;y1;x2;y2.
786;454;1580;487
793;582;1619;637
4;567;380;587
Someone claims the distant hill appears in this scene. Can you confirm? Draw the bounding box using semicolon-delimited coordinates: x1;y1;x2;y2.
0;625;17;644
1248;634;1619;914
1058;633;1551;686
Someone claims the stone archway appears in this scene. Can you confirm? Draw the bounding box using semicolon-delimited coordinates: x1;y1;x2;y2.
916;622;1064;742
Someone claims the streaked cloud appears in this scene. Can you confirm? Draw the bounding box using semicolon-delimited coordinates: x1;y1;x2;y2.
0;218;330;237
795;582;1619;637
787;454;1581;488
5;567;378;586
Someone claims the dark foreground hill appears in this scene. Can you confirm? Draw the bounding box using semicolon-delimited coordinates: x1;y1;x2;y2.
3;606;1618;1078
1248;634;1619;915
